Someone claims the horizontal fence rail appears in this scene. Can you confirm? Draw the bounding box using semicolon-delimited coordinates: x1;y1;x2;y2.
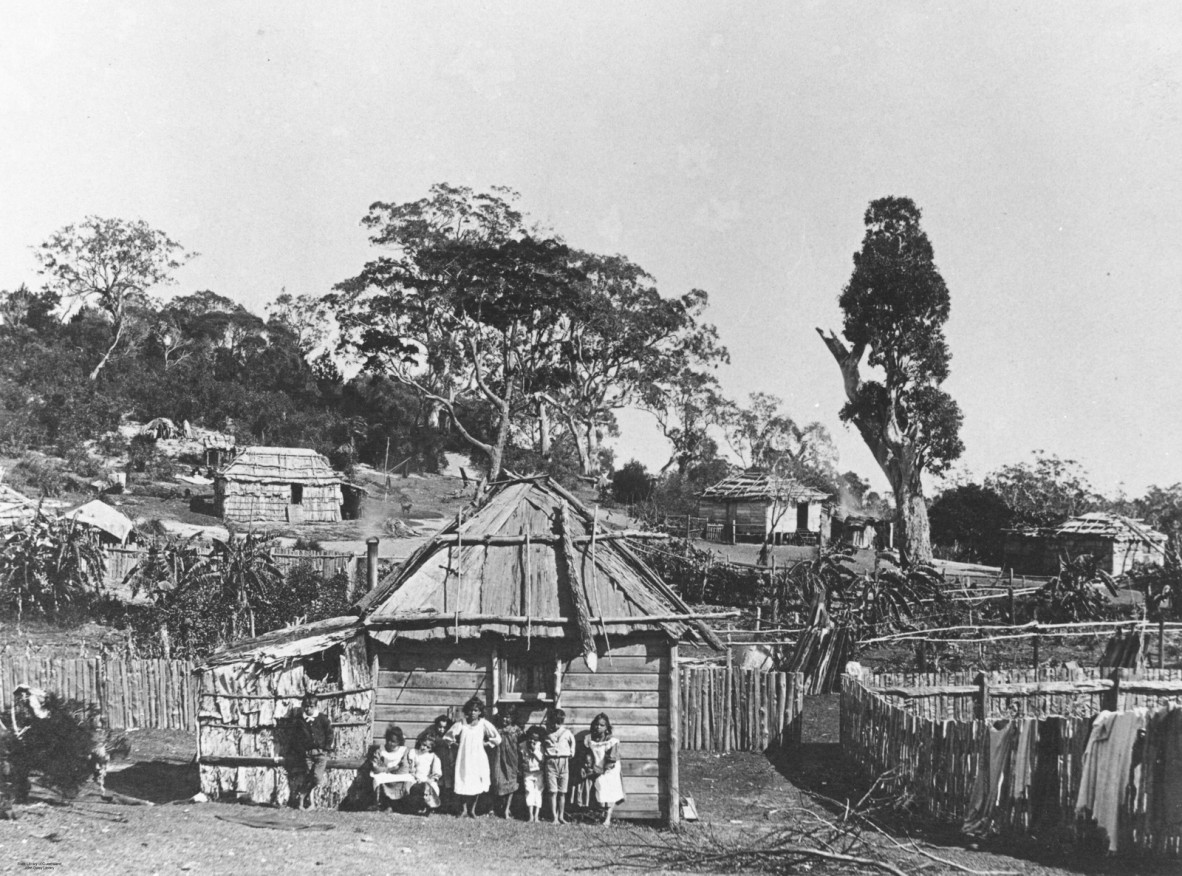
101;546;358;593
678;666;803;752
0;656;197;730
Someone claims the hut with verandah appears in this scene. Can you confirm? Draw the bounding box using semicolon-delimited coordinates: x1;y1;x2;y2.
698;469;830;544
215;446;344;524
357;475;723;823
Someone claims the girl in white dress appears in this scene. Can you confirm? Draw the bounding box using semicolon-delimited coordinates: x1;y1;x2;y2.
442;697;502;817
369;725;413;809
572;712;624;825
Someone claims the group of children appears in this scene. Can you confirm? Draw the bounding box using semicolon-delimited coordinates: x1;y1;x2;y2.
369;697;624;825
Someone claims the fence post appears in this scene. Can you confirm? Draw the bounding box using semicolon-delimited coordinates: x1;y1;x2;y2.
1008;569;1016;624
974;671;989;720
1032;624;1040;670
1160;619;1166;670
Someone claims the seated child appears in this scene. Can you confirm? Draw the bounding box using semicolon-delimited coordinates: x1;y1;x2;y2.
369;725;413;810
407;737;443;814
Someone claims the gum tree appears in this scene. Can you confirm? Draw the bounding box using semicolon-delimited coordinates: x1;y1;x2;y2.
818;197;963;566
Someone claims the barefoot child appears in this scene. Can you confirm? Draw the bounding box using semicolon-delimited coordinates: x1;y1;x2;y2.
521;725;546;822
489;707;521;818
543;708;575;824
407;736;442;814
442;697;501;818
369;725;413;810
571;713;625;826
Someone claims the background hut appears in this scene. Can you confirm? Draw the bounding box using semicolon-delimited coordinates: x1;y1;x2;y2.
0;483;37;531
1004;512;1167;576
215;446;344;524
698;470;829;544
356;475;723;824
64;499;134;545
195;616;374;807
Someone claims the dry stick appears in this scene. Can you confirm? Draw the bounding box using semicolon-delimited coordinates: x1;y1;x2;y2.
589;505;612;657
524;530;531;651
558;504;597;662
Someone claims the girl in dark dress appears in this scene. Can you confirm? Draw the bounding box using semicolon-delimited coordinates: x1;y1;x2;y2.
489;706;522;817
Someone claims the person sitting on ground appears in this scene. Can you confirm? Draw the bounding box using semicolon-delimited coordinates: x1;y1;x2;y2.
489;706;522;818
442;697;501;818
369;724;413;810
292;694;333;809
543;708;575;824
569;712;625;826
520;724;547;823
407;736;443;815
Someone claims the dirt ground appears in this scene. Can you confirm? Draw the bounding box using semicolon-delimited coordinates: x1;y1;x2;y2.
1;702;1177;875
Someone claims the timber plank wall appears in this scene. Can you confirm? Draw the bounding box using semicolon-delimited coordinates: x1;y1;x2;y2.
0;656;197;730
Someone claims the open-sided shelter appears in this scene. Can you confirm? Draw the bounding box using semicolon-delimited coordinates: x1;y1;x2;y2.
195;475;723;822
699;470;829;543
215;446;344;524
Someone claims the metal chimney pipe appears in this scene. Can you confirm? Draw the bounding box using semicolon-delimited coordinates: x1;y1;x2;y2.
366;537;380;591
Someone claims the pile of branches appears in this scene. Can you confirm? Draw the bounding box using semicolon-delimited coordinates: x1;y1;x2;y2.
585;780;1009;876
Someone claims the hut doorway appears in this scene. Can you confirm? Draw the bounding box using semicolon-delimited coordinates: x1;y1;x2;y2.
796;501;809;531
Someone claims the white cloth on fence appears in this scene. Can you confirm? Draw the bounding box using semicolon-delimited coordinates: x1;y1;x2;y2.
1075;708;1146;852
963;719;1016;837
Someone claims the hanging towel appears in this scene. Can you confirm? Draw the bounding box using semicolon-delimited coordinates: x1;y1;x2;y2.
1076;708;1147;853
1010;717;1038;802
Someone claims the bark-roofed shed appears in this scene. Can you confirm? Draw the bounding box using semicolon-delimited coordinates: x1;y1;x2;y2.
215;446;343;524
698;470;830;543
1004;512;1168;576
357;475;721;823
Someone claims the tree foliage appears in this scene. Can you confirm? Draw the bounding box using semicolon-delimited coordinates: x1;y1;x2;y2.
928;483;1012;565
984;452;1101;528
818;197;964;565
0;513;106;626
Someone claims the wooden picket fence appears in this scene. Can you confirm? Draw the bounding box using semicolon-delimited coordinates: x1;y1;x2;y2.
679;666;804;752
841;668;1182;856
101;546;357;593
0;656;197;730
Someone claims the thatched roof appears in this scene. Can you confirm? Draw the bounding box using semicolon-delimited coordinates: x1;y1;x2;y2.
201;615;363;671
217;446;341;486
357;476;723;651
700;470;829;502
1054;512;1167;544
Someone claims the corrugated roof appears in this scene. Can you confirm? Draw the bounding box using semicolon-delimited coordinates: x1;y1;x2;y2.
700;470;830;502
357;476;722;649
1054;512;1167;543
217;446;341;485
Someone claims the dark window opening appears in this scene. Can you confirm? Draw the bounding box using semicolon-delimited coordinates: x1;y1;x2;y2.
796;501;809;530
291;484;303;505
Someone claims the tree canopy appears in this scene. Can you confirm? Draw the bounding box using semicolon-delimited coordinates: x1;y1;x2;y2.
818;197;964;565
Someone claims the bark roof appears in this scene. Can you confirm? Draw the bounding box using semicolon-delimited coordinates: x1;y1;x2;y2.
216;446;342;486
700;469;830;502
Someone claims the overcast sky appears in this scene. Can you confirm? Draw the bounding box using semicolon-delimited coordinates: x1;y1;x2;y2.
3;2;1181;496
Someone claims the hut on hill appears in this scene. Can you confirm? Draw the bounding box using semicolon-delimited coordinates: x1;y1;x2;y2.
698;470;830;544
1004;512;1167;576
215;446;344;524
195;475;723;823
196;615;373;808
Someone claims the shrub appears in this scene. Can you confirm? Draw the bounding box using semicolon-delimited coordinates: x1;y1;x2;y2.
0;513;106;626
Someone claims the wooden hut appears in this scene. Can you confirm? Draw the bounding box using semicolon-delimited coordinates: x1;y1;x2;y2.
698;470;829;543
1004;512;1167;576
215;446;344;524
196;616;374;808
356;475;723;823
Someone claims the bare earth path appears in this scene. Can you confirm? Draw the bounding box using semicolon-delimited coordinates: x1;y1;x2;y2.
0;703;1175;875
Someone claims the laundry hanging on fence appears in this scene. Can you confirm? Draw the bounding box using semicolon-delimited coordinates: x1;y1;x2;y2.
1076;708;1147;853
963;718;1017;837
1009;717;1038;802
1140;702;1182;842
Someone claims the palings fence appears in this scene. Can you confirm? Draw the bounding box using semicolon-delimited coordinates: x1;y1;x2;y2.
841;668;1182;856
0;657;198;730
679;666;804;752
101;546;357;591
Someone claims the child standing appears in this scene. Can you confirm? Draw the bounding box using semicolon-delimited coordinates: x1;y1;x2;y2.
521;725;546;822
570;713;625;826
442;697;501;818
418;714;455;811
407;737;442;814
489;707;522;818
543;708;575;824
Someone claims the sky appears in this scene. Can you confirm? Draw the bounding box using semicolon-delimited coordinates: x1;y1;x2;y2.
2;2;1182;497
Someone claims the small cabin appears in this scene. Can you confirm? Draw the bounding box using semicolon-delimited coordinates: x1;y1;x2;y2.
215;446;344;524
699;470;829;544
196;476;722;824
1004;512;1167;576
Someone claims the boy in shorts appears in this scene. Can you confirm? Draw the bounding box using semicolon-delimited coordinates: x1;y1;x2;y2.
543;708;575;824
